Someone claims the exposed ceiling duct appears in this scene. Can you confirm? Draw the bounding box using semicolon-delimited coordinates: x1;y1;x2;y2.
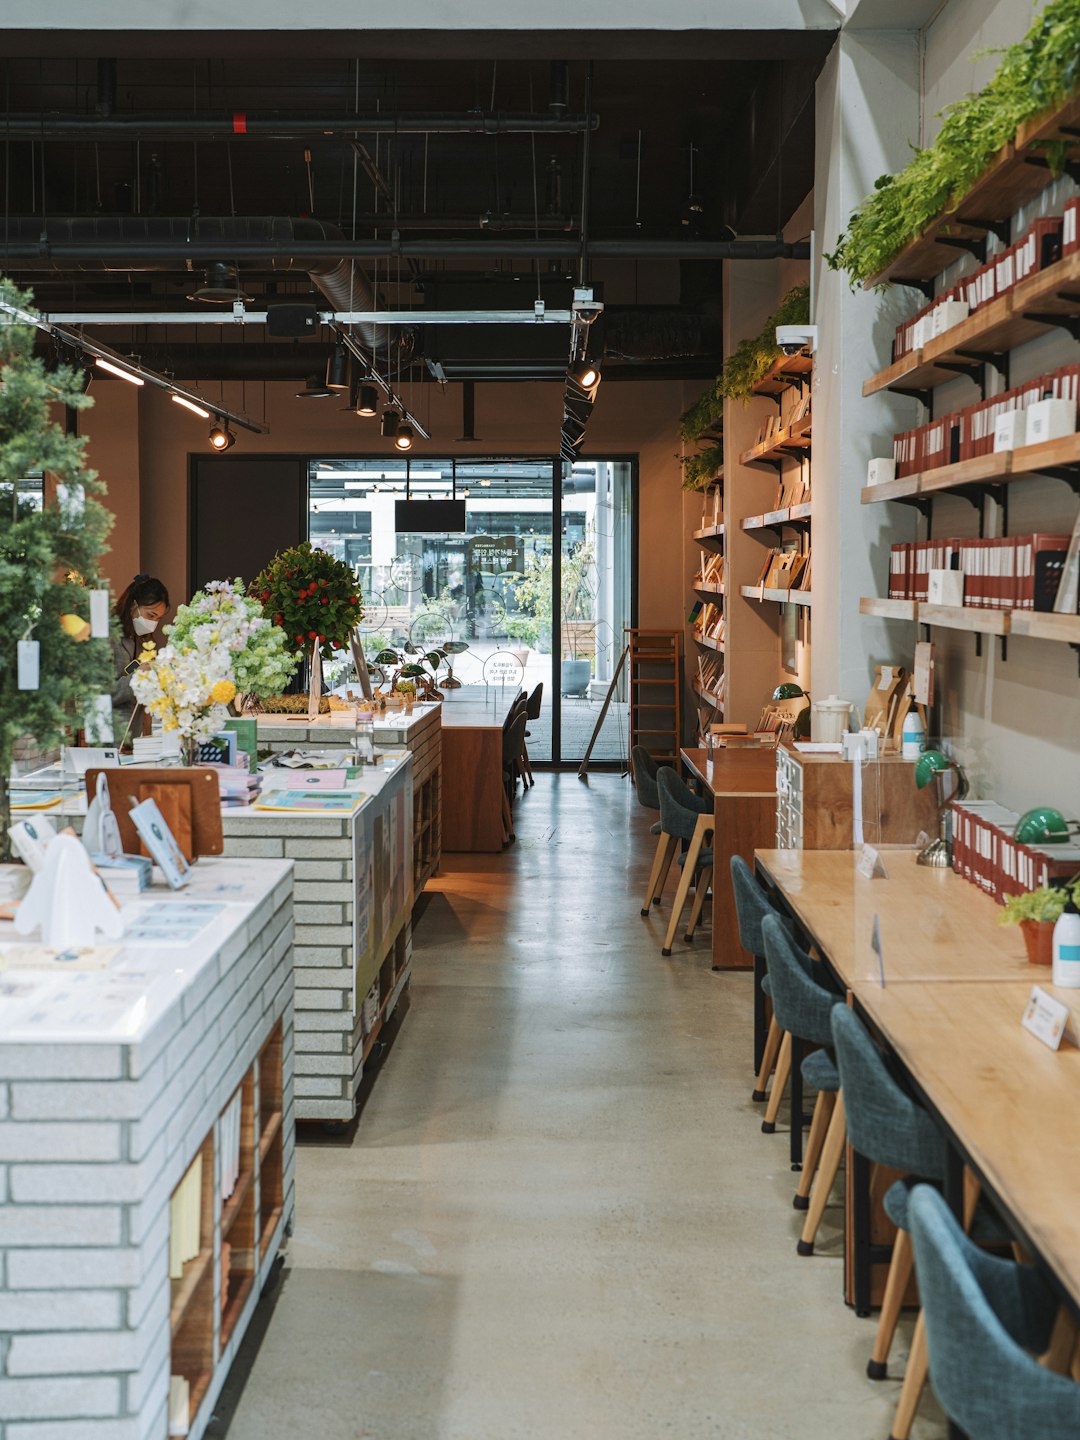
0;110;599;141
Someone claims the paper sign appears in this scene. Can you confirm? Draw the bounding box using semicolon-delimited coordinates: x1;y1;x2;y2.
857;844;888;880
914;642;935;706
877;665;895;692
1022;985;1070;1051
871;913;886;988
17;639;40;690
89;590;110;638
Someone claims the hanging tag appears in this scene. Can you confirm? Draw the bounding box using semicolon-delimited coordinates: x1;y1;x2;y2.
17;639;40;690
89;589;110;638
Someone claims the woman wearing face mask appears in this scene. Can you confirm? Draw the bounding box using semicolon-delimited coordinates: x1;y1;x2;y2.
111;573;170;740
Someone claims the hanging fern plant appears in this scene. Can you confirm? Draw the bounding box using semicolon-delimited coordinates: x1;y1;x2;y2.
720;284;810;403
827;0;1080;287
680;444;724;492
679;383;725;443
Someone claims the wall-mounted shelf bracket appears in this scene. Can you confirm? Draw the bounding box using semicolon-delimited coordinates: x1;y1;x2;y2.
937;233;987;265
893;385;934;409
1040;465;1080;496
895;277;936;301
962;216;1012;247
1025;152;1080;185
895;494;933;522
956;348;1009;388
1023;300;1080;342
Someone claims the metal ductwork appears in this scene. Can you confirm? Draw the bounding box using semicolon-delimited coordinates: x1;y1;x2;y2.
0;111;599;142
0;216;394;350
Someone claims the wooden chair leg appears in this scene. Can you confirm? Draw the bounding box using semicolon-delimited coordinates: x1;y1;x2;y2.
685;863;712;940
520;740;534;786
654;840;677;904
642;832;674;916
889;1310;928;1440
501;785;514;843
1043;1306;1080;1375
762;1031;792;1134
867;1226;915;1379
752;1015;782;1102
662;831;704;956
797;1090;846;1255
793;1090;835;1210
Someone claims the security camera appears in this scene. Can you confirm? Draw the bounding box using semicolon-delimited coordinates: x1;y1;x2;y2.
775;324;818;356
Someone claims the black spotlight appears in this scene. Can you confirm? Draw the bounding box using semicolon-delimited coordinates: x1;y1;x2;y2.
326;342;349;391
568;359;601;392
356;384;379;417
297;373;333;399
394;421;414;452
381;409;400;439
208;420;236;451
187;262;251;304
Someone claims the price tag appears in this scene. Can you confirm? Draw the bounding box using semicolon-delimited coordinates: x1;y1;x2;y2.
857;843;888;880
17;639;40;691
1021;985;1070;1051
89;590;110;638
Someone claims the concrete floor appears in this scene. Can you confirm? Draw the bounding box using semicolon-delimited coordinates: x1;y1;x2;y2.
221;773;946;1440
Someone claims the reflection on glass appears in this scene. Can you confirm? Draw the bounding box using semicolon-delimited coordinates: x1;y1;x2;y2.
307;456;632;765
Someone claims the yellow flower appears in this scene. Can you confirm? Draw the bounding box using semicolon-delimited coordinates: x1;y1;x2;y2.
211;679;237;704
138;641;157;661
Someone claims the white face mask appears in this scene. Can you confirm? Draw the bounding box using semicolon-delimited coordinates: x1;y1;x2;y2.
132;608;158;636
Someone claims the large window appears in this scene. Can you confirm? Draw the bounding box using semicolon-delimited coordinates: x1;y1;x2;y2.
308;456;634;765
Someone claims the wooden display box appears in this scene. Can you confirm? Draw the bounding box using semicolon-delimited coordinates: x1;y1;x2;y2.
776;747;939;851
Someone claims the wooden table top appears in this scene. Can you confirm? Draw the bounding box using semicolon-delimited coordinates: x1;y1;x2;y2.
681;746;779;798
855;979;1080;1308
754;848;1032;988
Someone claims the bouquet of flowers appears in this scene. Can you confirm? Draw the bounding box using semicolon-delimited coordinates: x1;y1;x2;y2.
165;579;297;701
130;628;238;760
252;543;364;661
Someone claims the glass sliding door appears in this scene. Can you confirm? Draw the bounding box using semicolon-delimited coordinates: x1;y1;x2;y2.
559;459;634;762
307;454;632;766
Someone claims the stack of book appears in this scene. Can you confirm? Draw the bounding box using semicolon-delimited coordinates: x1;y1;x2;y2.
950;800;1080;900
211;766;261;807
695;651;725;706
696;551;724;590
168;1153;203;1280
93;853;152;897
220;1089;243;1201
888;534;1072;609
755;545;812;591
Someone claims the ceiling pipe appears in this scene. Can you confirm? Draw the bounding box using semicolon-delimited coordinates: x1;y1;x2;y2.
0;110;599;141
0;226;809;263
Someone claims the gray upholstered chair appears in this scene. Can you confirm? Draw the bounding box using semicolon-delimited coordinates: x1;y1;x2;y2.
831;1005;945;1393
909;1184;1080;1440
730;856;786;1105
761;915;844;1221
633;747;671;916
656;767;713;957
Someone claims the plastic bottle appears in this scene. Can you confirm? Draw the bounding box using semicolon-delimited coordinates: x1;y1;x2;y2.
901;710;924;759
353;709;375;766
1052;897;1080;989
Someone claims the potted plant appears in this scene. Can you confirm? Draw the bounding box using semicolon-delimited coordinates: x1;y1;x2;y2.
252;542;364;709
509;543;597;696
999;878;1080;965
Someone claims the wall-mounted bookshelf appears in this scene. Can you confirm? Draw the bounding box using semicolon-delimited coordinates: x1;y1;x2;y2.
742;585;813;608
860;595;1080;646
862;433;1080;508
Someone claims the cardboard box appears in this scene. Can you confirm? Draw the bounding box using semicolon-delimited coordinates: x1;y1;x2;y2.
927;568;964;607
993;408;1027;452
1026;396;1076;447
866;457;897;486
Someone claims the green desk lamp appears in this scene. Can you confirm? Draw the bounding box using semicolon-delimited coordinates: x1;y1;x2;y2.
914;749;969;867
1014;806;1072;845
772;683;811;740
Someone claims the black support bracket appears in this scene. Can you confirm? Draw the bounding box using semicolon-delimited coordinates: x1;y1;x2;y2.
892;385;934;408
961;216;1012;246
894;276;936;301
936;232;988;265
1024;152;1080;185
1023;309;1080;342
1040;466;1080;495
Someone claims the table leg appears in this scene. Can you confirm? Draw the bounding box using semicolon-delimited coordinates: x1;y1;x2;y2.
752;953;766;1072
852;1147;872;1318
789;1036;804;1169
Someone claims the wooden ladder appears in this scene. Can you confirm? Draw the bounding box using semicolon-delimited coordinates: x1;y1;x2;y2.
626;628;682;767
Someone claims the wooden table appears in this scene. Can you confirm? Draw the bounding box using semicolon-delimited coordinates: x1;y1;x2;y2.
754;848;1031;988
441;688;521;852
680;747;778;973
754;844;1080;1318
855;980;1080;1312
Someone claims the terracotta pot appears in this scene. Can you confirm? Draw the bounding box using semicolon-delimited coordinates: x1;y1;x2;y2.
1019;919;1055;966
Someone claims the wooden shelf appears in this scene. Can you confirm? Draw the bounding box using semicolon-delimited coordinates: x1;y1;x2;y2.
739;417;812;467
740;585;813;608
860;596;918;621
860;597;1080;644
751;350;813;396
693;523;725;544
692;580;725;597
220;1273;255;1350
220;1168;255;1238
1010;610;1080;643
864;251;1080;398
258;1109;283;1163
865;92;1080;290
742;502;812;531
861;432;1080;505
170;1248;213;1335
694;632;725;654
692;681;724;711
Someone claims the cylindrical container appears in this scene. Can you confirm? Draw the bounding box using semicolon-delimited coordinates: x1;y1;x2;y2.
1052;898;1080;988
901;710;925;759
810;695;852;744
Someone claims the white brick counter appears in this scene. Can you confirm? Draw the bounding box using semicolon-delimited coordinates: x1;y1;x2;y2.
0;859;296;1440
221;758;413;1123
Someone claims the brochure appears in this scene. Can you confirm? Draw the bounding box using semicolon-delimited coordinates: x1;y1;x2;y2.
254;789;363;813
128;797;191;890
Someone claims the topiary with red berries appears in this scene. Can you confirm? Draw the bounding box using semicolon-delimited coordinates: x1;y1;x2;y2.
252;541;364;660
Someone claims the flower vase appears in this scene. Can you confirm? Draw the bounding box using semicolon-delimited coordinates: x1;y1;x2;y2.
1019;919;1054;966
179;737;196;768
307;641;323;721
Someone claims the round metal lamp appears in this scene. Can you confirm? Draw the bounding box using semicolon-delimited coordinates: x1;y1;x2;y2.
914;749;968;867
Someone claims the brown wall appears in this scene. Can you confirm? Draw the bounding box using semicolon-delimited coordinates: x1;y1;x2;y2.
85;375;686;637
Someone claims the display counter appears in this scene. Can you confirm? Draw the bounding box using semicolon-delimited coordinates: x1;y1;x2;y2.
437;687;522;852
222;756;413;1122
0;857;295;1440
255;704;441;890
